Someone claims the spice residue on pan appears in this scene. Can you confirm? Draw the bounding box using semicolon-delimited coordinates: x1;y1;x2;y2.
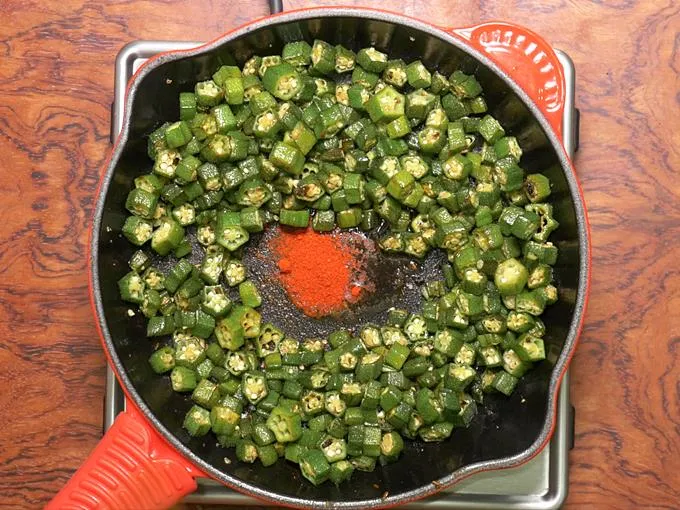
269;225;375;318
242;225;444;338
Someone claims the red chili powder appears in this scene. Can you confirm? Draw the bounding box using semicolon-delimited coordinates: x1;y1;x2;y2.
271;226;372;318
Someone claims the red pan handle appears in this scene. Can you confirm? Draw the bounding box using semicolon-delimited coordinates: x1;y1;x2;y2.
46;404;200;510
448;22;566;138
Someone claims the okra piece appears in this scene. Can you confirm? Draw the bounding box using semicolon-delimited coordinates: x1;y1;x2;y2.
236;439;258;463
356;353;383;383
380;430;404;460
425;107;449;130
149;346;175;374
443;153;472;180
256;323;284;359
403;355;431;378
527;264;553;290
122;216;154;247
282;40;312;66
347;83;371;111
307;413;333;432
231;305;261;338
478;345;502;367
135;173;165;195
164;120;193;149
242;371;268;404
210;404;240;436
251;421;276;446
416;388;444;424
320;436;347;463
386;116;411;139
311;40;336;75
125;188;158;219
493;157;525;193
237;178;272;208
438;94;466;122
476;114;505;143
329;459;354;485
383;59;408;88
295;174;325;203
524;173;552;203
170;365;197;392
385;170;415;202
161;183;187;207
223;259;247;287
402;232;428;258
214;315;244;350
239;207;265;233
357;47;388;73
118;271;146;304
386;401;413;429
183;405;211;437
493;135;522;162
302;389;326;417
269;141;305;176
256;444;278;467
308;209;333;232
179;92;197;121
526;203;559;242
523;240;559;267
492;371;519;396
336;208;363;228
514;333;546;362
300;449;331;485
189;113;218;141
406;60;432;88
430;70;449;95
362;426;382;457
174;337;206;369
263;62;302;100
195;80;223;107
449;70;482;98
191;310;215;339
444;363;476;391
366;86;405;123
433;328;464;358
216;212;249;251
239;280;262;308
494;258;529;296
204;343;226;367
535;284;558;305
280;209;310;227
419;421;454;442
465;95;487;114
257;56;281;79
212;64;241;85
285;121;317;155
417;127;446;154
192;378;220;409
314;103;348;139
340;382;363;407
251;109;281;139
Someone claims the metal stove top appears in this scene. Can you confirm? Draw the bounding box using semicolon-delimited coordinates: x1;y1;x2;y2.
105;41;578;509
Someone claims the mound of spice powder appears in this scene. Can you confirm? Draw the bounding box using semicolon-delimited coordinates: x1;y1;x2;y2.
270;226;372;318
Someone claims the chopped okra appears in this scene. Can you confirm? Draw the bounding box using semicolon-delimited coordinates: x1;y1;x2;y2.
121;38;563;487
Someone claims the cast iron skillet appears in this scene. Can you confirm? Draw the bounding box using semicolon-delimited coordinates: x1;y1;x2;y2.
48;7;590;510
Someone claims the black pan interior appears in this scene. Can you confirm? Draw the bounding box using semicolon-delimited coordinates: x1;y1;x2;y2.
95;14;580;505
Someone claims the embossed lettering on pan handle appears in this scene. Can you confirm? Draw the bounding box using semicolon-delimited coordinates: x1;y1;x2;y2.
46;404;201;510
450;22;566;138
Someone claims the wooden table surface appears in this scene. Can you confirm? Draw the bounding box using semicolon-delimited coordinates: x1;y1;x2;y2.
2;0;678;508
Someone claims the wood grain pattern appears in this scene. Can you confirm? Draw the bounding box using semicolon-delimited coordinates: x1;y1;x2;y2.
1;0;678;508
